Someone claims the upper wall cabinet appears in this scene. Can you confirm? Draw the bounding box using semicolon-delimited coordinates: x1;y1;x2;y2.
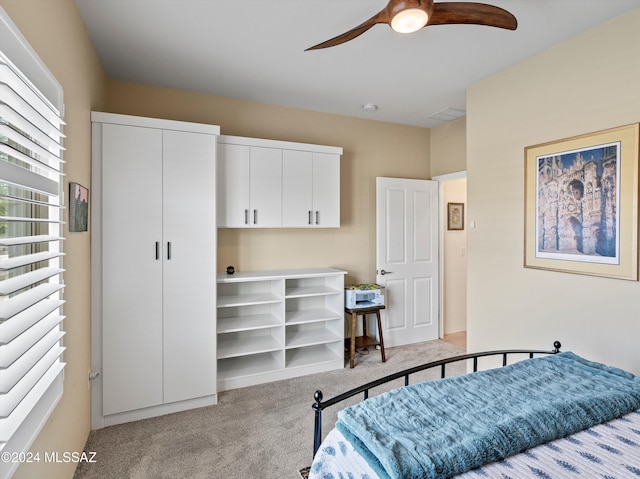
217;135;342;228
282;150;341;227
217;143;282;227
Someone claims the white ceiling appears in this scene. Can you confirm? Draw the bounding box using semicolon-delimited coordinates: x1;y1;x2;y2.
75;0;640;128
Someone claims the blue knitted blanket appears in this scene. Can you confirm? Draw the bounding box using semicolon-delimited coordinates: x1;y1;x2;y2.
336;352;640;479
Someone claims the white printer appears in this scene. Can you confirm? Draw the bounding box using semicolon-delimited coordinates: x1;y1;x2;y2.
345;284;384;309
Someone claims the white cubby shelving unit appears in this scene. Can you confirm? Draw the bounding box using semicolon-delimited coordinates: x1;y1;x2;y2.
216;267;346;391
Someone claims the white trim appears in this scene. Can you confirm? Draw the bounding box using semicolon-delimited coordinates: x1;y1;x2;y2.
100;395;217;428
90;111;220;135
89;122;103;430
219;134;343;155
433;171;467;182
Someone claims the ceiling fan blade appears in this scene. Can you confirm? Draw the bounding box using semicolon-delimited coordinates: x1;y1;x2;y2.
429;2;517;30
306;24;376;51
306;10;390;51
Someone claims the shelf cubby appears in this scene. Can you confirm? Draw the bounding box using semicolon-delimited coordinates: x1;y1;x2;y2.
217;327;283;359
285;343;343;369
285;276;342;298
285;307;341;326
217;351;284;383
285;321;342;349
217;278;283;308
217;303;283;334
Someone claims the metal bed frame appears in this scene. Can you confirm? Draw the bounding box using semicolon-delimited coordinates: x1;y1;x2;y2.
312;341;562;456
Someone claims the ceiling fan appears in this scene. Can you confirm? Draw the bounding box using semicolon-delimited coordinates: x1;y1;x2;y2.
306;0;517;50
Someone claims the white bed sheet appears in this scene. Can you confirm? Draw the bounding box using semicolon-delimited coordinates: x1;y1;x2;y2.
310;409;640;479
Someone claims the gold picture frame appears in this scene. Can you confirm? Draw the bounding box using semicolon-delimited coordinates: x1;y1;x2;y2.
447;202;464;230
524;123;639;280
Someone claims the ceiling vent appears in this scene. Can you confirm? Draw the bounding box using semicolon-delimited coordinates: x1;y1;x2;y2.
425;107;466;128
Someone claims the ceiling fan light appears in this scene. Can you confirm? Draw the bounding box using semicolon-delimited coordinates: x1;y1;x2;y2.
390;8;428;34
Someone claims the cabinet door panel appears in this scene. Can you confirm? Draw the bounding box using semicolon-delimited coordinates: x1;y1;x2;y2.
102;123;163;415
163;130;217;403
250;147;282;227
217;143;250;227
312;153;340;227
282;150;313;227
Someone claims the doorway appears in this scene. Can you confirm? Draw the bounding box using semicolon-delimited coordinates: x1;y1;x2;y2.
434;172;467;349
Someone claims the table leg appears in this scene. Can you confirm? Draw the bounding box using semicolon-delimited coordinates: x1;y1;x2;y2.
350;311;357;368
376;309;386;362
362;312;367;339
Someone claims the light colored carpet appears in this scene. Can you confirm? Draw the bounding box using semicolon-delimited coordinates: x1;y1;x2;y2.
74;339;465;479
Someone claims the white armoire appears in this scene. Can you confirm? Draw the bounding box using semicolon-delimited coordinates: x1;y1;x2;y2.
90;112;219;427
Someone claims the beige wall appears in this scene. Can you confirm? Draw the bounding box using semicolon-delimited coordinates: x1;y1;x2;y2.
0;1;107;478
443;178;467;334
466;8;640;373
430;117;466;176
107;81;431;284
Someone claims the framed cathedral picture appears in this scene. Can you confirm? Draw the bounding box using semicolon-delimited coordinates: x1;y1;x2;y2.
524;123;639;280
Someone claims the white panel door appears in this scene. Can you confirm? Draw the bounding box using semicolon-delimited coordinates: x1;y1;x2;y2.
312;152;340;227
102;123;163;415
250;146;282;227
282;149;313;227
376;177;439;347
162;130;217;403
217;143;250;227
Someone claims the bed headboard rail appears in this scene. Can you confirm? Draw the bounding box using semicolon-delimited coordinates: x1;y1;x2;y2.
312;341;562;457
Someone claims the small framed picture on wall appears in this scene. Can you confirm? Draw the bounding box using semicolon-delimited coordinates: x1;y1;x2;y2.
69;182;89;232
447;202;464;230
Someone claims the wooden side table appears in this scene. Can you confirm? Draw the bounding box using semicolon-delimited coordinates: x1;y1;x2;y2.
345;305;386;368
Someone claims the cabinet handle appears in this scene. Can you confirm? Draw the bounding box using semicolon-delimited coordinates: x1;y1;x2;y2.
253;209;257;225
244;209;249;225
155;242;160;260
315;211;319;225
167;242;171;260
308;211;312;225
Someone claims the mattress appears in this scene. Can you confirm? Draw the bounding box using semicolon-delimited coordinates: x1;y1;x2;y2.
310;409;640;478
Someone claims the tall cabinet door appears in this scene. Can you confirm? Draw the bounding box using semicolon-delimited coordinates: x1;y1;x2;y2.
312;152;340;227
101;123;164;415
282;149;313;227
249;146;282;227
217;143;250;227
162;130;217;403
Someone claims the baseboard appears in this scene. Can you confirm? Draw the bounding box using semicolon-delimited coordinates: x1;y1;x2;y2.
96;394;217;429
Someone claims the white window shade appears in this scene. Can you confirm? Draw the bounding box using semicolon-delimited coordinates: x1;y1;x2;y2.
0;11;65;478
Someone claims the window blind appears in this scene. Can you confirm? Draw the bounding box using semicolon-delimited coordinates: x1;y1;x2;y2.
0;35;65;478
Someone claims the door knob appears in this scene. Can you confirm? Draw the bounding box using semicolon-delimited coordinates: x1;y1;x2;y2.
379;269;392;275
